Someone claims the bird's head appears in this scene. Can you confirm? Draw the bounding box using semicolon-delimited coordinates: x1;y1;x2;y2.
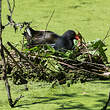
74;32;82;46
62;30;76;40
62;30;82;47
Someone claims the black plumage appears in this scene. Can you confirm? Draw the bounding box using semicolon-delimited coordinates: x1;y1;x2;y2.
22;27;60;44
54;30;77;51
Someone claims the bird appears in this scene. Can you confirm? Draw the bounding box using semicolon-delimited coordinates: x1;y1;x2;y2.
22;26;60;44
54;30;80;51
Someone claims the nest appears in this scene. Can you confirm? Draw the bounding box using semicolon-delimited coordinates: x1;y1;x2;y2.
2;37;110;85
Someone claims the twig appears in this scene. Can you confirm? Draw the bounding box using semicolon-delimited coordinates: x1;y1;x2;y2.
2;0;16;30
101;92;110;110
7;0;15;17
3;45;23;72
13;95;24;106
72;61;107;71
73;61;106;68
0;0;15;107
103;27;110;42
58;61;108;78
82;42;92;62
0;0;21;107
5;79;14;107
45;9;55;32
93;27;110;55
44;9;55;38
7;42;36;69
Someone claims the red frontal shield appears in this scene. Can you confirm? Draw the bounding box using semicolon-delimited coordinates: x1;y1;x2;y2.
75;34;80;40
75;34;81;46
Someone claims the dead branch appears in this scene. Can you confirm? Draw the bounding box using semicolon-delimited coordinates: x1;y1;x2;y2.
7;42;36;69
2;0;16;31
101;92;110;110
0;0;14;107
5;79;24;107
72;61;106;68
7;0;15;17
13;95;24;106
2;45;23;72
58;61;109;78
5;79;14;107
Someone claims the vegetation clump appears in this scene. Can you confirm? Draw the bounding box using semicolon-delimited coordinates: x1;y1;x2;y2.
5;36;110;85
